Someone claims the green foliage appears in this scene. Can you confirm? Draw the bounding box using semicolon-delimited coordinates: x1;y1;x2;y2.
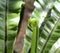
28;18;39;53
22;0;60;53
0;0;60;53
7;0;23;53
0;0;5;53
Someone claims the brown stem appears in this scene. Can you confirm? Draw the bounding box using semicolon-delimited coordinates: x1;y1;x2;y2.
14;0;35;53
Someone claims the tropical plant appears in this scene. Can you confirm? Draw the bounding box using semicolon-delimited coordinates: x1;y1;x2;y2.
0;0;60;53
22;0;60;53
0;0;5;53
8;0;23;53
0;0;23;53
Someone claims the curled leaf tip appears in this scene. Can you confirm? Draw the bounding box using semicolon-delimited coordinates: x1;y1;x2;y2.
28;18;38;27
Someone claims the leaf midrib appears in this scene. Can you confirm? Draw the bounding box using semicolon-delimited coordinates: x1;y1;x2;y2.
41;18;60;53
